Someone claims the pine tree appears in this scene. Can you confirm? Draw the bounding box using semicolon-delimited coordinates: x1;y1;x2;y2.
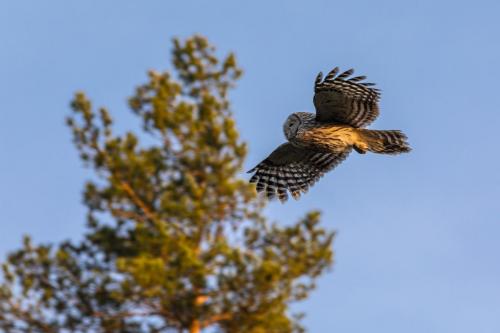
0;35;334;333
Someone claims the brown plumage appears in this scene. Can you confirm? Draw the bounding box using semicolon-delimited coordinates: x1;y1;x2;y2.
249;67;411;202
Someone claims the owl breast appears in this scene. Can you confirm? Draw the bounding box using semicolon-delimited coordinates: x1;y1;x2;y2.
291;124;357;153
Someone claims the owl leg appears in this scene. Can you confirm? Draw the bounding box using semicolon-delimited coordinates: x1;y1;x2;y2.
353;145;367;154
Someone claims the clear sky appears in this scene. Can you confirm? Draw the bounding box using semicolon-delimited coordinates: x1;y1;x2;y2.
1;1;499;332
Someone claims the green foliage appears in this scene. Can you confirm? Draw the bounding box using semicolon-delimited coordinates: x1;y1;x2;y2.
0;35;335;333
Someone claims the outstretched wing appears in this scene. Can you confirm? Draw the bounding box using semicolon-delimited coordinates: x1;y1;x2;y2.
248;143;351;202
313;67;380;128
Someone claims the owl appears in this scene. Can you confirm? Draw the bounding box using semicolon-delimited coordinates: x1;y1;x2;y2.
248;67;411;202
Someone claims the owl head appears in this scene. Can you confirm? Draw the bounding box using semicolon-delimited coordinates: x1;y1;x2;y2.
283;112;314;140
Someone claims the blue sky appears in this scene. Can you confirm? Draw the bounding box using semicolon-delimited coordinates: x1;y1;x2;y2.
1;1;500;332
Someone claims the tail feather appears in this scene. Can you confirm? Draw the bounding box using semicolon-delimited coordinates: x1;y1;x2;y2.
357;129;411;155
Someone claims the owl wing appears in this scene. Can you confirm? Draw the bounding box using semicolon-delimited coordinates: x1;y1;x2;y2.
313;67;380;128
248;143;351;202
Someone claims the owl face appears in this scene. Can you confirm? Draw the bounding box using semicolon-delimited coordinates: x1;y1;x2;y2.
283;114;301;140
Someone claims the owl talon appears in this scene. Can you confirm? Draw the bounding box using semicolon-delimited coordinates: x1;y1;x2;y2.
353;146;367;154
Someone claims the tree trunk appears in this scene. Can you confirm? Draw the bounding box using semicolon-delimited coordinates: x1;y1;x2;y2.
189;320;200;333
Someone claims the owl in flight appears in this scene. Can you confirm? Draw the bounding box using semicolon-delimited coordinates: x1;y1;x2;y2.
248;67;411;202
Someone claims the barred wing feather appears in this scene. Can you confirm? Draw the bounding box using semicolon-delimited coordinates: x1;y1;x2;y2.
314;67;380;128
248;143;350;202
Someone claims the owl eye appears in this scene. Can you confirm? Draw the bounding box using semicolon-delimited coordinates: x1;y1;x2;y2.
288;123;294;128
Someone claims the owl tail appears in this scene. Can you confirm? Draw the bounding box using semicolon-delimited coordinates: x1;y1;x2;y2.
356;129;411;155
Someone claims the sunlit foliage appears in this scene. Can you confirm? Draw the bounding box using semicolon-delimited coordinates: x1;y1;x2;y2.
0;36;334;333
